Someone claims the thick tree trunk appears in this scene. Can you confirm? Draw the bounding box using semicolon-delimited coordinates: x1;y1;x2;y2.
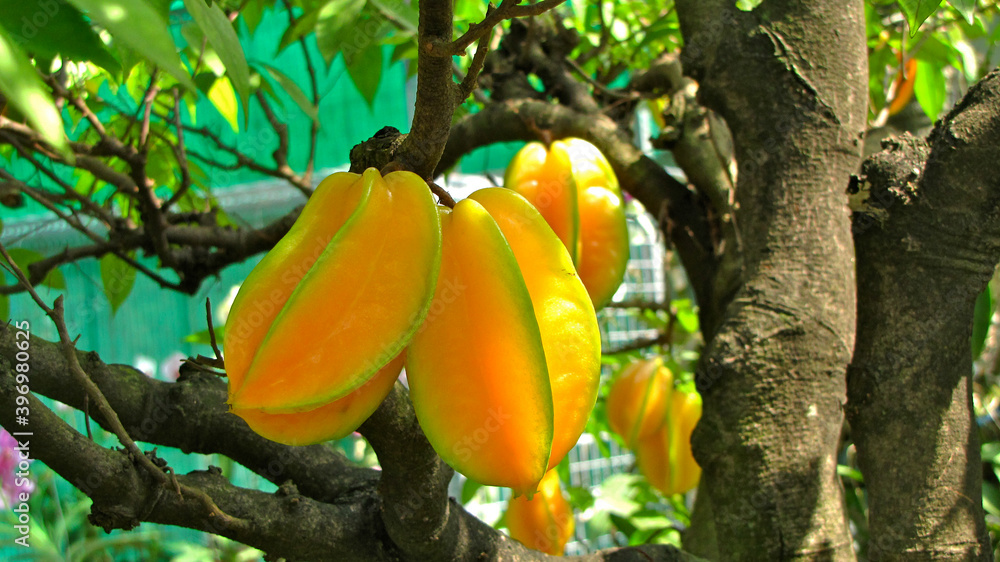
846;71;1000;560
676;1;867;559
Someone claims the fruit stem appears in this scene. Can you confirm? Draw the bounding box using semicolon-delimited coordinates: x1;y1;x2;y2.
427;179;456;208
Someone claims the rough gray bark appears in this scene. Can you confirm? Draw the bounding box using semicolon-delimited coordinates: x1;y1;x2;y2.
846;70;1000;560
676;0;868;559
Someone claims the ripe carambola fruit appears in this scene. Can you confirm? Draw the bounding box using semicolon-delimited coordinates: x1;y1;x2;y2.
406;198;553;496
225;168;440;422
606;357;673;448
406;189;600;496
503;143;578;258
235;353;404;446
504;469;575;555
505;138;629;309
634;386;702;496
471;188;601;471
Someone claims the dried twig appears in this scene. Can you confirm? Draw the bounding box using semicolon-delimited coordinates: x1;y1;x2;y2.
0;241;248;532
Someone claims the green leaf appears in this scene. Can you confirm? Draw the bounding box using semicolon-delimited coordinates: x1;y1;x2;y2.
258;63;319;123
972;284;993;360
278;2;324;53
3;248;65;289
983;441;1000;465
346;43;382;107
566;486;595;511
183;0;250;123
65;0;195;91
314;0;367;65
460;478;482;503
0;294;8;322
913;59;947;121
183;325;225;345
735;0;763;10
207;75;239;133
241;1;265;34
836;464;865;483
896;0;944;35
0;26;67;152
0;0;120;72
947;0;975;24
984;482;1000;517
100;253;136;314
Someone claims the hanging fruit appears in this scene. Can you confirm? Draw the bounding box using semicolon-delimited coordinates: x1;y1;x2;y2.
504;469;575;555
606;357;673;448
406;188;601;496
504;138;629;309
634;387;702;496
224;169;441;439
606;357;702;496
225;171;601;496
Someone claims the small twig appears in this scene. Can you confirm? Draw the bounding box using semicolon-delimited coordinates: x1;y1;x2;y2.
177;123;311;191
252;90;310;198
83;394;93;440
565;57;630;99
603;331;671;355
0;134;115;224
285;0;320;186
164;89;194;209
426;179;457;208
576;0;611;65
138;71;161;151
0;242;246;531
438;0;568;56
604;300;671;312
0;172;184;293
205;298;223;363
459;22;495;100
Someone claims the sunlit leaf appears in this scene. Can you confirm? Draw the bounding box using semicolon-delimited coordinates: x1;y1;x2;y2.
207;75;239;133
66;0;195;90
736;0;764;11
0;0;119;72
913;58;947;121
100;253;136;315
314;0;367;65
0;26;67;152
896;0;944;35
947;0;975;24
184;0;250;122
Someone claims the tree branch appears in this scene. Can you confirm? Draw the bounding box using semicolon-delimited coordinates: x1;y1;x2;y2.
0;327;704;561
394;0;458;177
443;0;568;55
846;69;1000;559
